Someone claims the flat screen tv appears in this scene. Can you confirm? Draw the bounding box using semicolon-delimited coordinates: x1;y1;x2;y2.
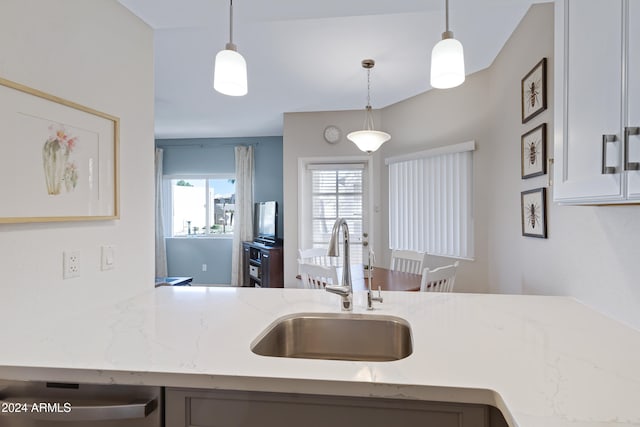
254;201;278;245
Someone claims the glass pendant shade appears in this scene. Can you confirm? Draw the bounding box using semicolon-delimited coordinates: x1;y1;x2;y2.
347;105;390;153
348;60;391;154
430;36;465;89
347;129;391;153
214;44;248;96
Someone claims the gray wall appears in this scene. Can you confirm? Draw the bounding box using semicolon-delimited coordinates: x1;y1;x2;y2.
157;136;283;284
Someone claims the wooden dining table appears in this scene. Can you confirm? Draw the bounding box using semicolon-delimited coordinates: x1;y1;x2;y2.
297;265;422;292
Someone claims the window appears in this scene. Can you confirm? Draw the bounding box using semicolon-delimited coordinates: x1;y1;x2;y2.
165;176;236;237
387;141;474;260
299;160;370;266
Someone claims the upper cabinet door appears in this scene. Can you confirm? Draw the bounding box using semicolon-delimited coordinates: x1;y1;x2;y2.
626;0;640;198
554;0;625;203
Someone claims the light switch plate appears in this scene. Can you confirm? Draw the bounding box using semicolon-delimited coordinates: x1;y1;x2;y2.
101;245;115;271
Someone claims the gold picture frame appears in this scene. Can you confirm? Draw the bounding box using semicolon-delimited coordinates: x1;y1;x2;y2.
0;77;119;223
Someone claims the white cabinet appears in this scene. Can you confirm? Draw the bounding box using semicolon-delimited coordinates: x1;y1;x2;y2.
628;0;640;198
554;0;640;204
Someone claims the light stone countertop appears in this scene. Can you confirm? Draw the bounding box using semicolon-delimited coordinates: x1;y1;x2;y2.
1;287;639;427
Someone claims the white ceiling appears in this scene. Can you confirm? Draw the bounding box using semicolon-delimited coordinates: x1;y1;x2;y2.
118;0;549;139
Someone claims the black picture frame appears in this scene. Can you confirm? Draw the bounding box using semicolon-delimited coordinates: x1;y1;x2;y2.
521;58;547;123
521;123;547;179
521;188;547;238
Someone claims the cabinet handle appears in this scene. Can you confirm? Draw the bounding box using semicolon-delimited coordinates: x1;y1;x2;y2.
263;254;269;258
624;127;640;171
0;398;157;421
601;134;617;174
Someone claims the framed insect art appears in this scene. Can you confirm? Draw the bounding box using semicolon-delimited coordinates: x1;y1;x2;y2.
521;123;547;179
521;58;547;123
521;187;547;238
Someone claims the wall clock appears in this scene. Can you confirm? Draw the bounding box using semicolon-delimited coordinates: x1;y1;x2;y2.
323;125;341;144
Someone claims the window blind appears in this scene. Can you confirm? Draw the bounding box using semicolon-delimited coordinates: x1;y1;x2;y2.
388;144;474;260
299;161;368;266
310;167;364;265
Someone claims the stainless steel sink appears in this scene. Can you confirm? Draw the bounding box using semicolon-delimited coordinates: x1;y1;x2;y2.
250;312;413;361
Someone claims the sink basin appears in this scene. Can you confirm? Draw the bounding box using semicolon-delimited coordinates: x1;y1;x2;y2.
250;312;413;362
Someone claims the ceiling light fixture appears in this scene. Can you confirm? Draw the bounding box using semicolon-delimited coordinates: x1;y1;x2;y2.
430;0;465;89
213;0;247;96
347;59;391;154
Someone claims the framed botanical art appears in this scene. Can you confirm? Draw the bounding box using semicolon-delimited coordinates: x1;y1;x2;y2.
521;123;547;179
0;77;119;223
521;58;547;123
521;188;547;238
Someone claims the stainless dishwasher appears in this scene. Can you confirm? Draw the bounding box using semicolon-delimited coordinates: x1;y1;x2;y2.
0;380;162;426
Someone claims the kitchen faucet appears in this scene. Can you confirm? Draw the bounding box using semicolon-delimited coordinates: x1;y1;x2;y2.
325;218;353;311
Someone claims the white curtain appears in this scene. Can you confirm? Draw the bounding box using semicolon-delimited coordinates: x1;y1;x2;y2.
155;148;168;277
231;145;254;286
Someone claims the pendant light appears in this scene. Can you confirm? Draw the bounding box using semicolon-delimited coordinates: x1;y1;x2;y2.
430;0;465;89
347;59;391;153
213;0;248;96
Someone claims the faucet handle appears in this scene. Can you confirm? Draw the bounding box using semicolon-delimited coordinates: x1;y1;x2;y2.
367;286;383;310
375;286;383;302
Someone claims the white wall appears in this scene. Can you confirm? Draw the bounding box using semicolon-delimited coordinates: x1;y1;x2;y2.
380;69;493;293
385;3;640;329
282;110;386;286
484;4;640;330
282;4;640;330
0;0;154;316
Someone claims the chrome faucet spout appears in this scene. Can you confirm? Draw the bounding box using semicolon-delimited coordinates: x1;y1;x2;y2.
325;218;353;311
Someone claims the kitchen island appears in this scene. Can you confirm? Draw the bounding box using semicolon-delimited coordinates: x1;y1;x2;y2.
1;287;639;427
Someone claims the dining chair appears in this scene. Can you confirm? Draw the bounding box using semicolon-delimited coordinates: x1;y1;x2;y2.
298;247;334;266
389;250;425;275
420;261;460;292
299;262;339;289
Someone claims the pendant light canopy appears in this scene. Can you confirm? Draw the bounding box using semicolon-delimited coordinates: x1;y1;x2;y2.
347;59;391;154
214;0;247;96
430;0;465;89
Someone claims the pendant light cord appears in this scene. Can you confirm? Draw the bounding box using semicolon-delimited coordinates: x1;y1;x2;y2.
366;68;371;108
445;0;450;32
229;0;234;44
364;68;374;131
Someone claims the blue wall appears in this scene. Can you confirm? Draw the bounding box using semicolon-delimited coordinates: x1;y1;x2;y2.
157;136;283;284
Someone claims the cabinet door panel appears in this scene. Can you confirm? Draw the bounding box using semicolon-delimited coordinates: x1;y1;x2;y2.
555;0;624;202
261;252;271;287
627;0;640;198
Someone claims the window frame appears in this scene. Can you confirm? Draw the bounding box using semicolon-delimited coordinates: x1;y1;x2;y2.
297;156;374;265
163;173;236;239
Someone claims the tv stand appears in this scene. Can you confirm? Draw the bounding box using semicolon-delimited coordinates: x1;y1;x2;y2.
253;237;276;246
242;241;283;288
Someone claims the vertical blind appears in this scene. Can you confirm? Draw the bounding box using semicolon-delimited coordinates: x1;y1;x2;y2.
387;143;474;260
305;163;366;265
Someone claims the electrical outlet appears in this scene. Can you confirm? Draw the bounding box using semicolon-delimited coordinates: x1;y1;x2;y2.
63;251;80;279
202;264;207;272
